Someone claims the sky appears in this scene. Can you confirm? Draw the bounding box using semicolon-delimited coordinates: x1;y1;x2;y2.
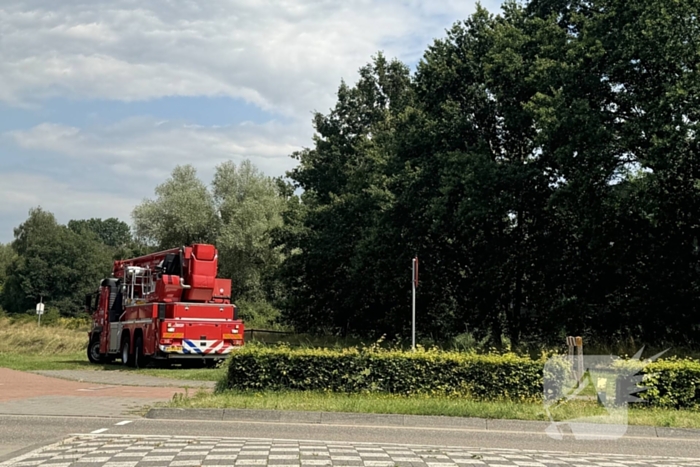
0;0;503;243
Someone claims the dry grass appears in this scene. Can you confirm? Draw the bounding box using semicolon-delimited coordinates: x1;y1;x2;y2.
0;317;88;355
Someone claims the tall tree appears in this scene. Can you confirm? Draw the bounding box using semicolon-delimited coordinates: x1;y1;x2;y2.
278;53;414;336
213;159;285;301
132;165;219;249
278;0;700;346
0;243;16;296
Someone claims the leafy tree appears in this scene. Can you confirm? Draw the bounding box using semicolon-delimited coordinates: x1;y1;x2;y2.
0;243;16;294
132;165;219;249
68;217;152;260
277;0;700;346
68;218;132;248
277;53;414;336
1;208;113;316
131;161;287;318
213;160;285;301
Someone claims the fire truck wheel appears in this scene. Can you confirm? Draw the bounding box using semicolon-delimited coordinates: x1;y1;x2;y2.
204;359;222;368
121;335;132;366
87;335;102;364
134;335;149;368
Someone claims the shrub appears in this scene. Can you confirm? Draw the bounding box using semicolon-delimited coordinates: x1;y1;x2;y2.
225;345;700;408
225;345;546;401
639;358;700;409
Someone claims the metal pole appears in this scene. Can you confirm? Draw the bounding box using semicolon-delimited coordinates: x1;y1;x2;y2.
412;258;416;351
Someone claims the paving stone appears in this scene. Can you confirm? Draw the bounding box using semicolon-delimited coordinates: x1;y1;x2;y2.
2;435;700;467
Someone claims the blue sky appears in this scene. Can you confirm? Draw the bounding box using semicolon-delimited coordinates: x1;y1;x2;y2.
0;0;503;243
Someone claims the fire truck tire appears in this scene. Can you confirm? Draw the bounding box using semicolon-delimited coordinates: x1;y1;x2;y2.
204;359;222;368
134;335;150;368
87;335;103;364
121;335;132;366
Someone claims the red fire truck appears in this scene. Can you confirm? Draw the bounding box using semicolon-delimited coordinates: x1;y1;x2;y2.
85;243;244;367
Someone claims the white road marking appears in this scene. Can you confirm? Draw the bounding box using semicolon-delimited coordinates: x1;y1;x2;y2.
91;428;110;434
115;421;133;426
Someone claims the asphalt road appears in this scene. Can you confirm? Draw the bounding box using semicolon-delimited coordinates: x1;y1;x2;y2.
1;414;699;464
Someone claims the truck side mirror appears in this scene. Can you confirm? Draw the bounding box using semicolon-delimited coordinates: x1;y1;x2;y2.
85;294;93;311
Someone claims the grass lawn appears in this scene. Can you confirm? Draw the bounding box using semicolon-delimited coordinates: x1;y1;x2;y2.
164;389;700;429
0;352;225;381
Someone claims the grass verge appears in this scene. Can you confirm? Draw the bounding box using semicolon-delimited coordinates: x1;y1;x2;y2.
164;390;700;429
0;317;87;354
0;317;225;381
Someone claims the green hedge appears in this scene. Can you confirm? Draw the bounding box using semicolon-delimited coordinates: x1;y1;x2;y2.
225;346;700;409
226;345;546;401
639;358;700;409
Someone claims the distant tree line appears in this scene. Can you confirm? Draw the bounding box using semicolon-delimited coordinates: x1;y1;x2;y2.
1;0;697;347
0;160;286;328
0;210;147;316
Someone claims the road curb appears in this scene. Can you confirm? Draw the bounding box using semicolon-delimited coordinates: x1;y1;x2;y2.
144;408;696;438
145;408;489;428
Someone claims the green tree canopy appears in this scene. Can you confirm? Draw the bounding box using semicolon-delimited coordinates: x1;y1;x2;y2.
132;165;219;249
132;161;286;305
1;208;113;316
0;243;16;295
276;0;700;346
213;160;285;301
68;218;132;248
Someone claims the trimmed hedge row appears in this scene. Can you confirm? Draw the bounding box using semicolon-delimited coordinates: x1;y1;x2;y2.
225;346;700;408
639;358;700;409
226;346;546;401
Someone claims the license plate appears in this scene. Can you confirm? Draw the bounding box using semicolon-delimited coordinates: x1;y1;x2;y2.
166;345;182;352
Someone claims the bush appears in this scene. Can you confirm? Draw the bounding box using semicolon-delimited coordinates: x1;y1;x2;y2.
224;345;700;408
639;358;700;409
225;345;546;401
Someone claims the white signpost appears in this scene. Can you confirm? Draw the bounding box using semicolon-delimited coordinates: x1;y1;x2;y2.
36;299;44;326
412;256;418;351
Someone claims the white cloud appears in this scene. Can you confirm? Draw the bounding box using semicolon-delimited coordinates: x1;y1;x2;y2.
0;172;139;223
0;0;499;117
0;0;505;241
0;117;307;241
6;117;306;181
